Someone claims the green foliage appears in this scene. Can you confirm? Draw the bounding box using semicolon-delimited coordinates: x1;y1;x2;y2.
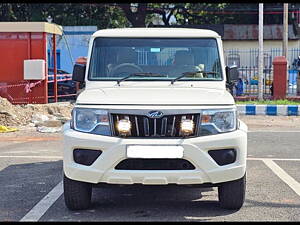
0;3;298;28
179;3;228;25
0;3;130;28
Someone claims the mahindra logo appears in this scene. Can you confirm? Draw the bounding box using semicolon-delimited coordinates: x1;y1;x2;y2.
148;110;163;118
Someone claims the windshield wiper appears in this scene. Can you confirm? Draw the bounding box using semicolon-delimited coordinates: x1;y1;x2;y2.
170;71;219;84
117;72;167;85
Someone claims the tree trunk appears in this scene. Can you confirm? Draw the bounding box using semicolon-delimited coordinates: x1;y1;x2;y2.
118;3;147;27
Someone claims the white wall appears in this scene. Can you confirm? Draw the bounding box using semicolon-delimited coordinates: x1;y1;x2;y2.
223;40;300;67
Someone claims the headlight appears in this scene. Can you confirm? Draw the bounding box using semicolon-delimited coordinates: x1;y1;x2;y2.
71;108;111;136
116;119;132;136
180;119;195;136
200;109;237;135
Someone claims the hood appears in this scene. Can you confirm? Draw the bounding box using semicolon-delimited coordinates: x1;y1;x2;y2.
77;86;235;105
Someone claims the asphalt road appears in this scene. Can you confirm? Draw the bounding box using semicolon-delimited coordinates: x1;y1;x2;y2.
0;120;299;221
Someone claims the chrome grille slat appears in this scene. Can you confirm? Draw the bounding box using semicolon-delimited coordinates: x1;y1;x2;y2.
143;117;150;136
109;114;115;136
154;119;157;136
195;113;201;136
135;116;140;136
171;116;176;137
161;117;167;136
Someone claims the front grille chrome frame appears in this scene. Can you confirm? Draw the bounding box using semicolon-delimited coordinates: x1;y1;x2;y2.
109;109;201;138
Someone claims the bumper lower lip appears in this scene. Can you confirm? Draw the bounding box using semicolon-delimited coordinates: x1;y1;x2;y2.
63;122;247;185
63;165;246;185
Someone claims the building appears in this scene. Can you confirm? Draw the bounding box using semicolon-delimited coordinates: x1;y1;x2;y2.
48;26;97;73
153;24;300;68
221;24;300;68
0;22;64;104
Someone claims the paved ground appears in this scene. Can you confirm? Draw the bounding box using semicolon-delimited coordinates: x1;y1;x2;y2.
0;115;300;221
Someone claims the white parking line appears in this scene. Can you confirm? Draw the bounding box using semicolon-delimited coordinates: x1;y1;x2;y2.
248;130;300;133
0;156;62;159
248;158;300;161
262;159;300;197
20;181;63;222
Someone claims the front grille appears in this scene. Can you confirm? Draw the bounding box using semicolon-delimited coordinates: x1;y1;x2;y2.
115;159;196;170
111;113;200;138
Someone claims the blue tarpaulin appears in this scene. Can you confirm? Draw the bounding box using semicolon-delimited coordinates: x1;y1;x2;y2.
288;69;298;85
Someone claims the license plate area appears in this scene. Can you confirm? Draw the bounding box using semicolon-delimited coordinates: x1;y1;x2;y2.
126;145;184;159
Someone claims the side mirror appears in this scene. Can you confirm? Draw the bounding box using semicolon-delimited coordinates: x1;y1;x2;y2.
225;65;239;83
72;64;86;83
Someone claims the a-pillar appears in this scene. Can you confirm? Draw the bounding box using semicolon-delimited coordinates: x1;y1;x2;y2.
272;56;287;99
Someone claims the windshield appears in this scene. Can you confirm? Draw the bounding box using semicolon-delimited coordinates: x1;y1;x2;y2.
88;37;223;81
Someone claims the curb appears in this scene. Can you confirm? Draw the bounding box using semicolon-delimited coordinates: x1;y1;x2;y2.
237;104;300;116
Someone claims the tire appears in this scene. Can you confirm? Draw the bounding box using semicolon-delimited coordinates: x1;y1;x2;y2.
218;173;246;210
63;174;92;210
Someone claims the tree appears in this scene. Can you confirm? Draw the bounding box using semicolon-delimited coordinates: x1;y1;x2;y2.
116;3;147;27
0;3;130;29
0;3;17;21
114;3;230;27
1;3;299;29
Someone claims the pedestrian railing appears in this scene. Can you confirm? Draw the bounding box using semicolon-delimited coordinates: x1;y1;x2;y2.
234;66;298;97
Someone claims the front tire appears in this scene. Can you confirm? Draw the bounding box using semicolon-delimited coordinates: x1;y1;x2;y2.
218;173;246;210
63;174;92;210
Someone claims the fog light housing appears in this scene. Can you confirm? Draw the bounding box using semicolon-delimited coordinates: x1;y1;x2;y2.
180;119;194;136
73;149;102;166
117;119;132;136
208;149;236;166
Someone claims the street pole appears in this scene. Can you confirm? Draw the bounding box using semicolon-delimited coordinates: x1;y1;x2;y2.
283;3;288;59
283;3;289;99
53;34;57;103
258;3;264;101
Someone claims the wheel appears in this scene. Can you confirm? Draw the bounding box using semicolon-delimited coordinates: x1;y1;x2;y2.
109;63;143;77
63;174;92;210
218;173;246;210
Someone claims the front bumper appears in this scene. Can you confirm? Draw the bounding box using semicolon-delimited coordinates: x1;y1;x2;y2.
63;120;247;185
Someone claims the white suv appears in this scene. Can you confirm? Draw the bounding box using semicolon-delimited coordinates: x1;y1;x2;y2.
63;28;248;210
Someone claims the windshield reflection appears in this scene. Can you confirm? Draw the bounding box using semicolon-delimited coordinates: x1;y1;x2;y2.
88;38;223;81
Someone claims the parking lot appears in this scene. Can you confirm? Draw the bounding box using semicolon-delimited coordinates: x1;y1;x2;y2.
0;116;299;222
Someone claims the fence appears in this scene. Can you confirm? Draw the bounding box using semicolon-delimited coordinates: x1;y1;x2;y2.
225;48;300;97
0;73;77;105
47;73;78;102
224;48;300;68
235;66;271;97
235;66;298;97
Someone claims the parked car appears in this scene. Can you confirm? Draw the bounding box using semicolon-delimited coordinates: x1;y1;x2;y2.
48;68;77;100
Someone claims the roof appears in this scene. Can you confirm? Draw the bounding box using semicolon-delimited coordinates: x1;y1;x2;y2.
0;22;63;35
92;28;221;38
63;26;97;35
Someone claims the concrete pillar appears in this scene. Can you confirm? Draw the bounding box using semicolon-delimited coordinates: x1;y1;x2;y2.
297;76;300;95
272;56;287;99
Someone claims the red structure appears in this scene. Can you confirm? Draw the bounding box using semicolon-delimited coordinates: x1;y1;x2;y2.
0;22;74;104
272;56;288;100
